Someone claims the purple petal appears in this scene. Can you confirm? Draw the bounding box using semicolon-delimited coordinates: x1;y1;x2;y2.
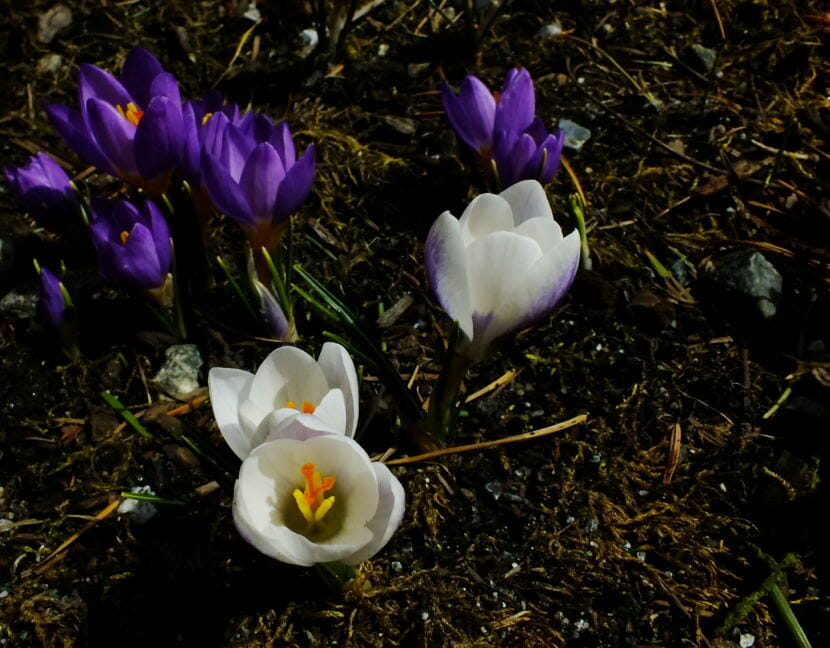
45;104;114;174
254;280;289;339
270;121;296;166
180;103;201;183
121;222;164;289
78;64;132;113
495;68;534;136
442;76;496;154
134;95;184;180
121;47;165;107
141;200;172;275
148;72;182;108
85;98;138;175
424;212;473;340
250;114;274;143
272;145;314;222
536;129;564;184
240;143;283;225
201;151;255;229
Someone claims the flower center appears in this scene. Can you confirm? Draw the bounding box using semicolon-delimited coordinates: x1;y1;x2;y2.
285;400;316;414
120;230;130;245
116;102;144;126
292;462;335;527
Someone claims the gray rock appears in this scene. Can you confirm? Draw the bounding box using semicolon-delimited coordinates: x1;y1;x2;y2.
153;344;203;398
557;119;592;152
0;289;37;320
691;44;717;71
37;4;72;44
708;249;782;319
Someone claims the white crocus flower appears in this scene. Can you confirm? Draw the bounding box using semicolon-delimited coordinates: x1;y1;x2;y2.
208;343;359;460
233;414;405;566
425;180;580;362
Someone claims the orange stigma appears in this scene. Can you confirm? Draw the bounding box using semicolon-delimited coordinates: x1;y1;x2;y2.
116;102;144;126
120;230;130;245
292;462;336;526
285;400;316;414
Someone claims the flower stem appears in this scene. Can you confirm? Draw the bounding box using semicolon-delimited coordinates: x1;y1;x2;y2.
426;324;471;443
315;562;356;591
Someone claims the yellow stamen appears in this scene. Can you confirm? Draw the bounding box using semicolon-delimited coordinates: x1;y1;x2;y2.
292;462;336;526
116;102;144;126
285;400;296;409
201;112;213;126
120;230;130;245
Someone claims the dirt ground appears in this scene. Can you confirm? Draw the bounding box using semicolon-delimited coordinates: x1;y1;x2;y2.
1;1;829;646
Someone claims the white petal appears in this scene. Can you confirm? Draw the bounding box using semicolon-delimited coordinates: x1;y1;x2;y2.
424;212;473;340
238;398;269;445
248;346;329;412
207;367;254;460
262;411;340;443
513;215;563;251
499;179;552;225
311;388;347;435
341;462;405;565
317;342;359;437
457;193;513;245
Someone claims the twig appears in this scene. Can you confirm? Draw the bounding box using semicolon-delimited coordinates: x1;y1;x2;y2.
385;414;587;465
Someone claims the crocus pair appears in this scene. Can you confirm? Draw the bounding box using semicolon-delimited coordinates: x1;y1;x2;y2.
46;47;185;195
90;198;173;302
442;68;564;187
425;180;580;363
3;153;80;231
209;343;404;567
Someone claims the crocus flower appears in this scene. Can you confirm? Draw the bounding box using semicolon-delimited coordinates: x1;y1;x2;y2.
45;47;184;195
200;112;315;256
90;198;173;299
208;343;358;460
441;68;564;187
253;279;289;340
37;266;70;329
425;180;580;362
3;152;80;231
233;413;405;566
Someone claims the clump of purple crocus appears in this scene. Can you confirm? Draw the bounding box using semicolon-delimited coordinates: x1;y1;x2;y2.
199;111;315;266
3;153;80;231
45;47;185;195
90;198;173;303
441;68;564;188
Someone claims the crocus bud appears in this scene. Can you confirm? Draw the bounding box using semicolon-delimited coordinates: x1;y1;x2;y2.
37;266;70;329
253;279;289;340
45;47;185;195
425;180;580;362
4;153;80;231
89;197;173;300
233;413;404;566
208;342;359;460
441;68;564;187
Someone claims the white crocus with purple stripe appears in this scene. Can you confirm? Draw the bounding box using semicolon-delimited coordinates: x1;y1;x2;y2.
425;180;580;362
208;342;359;460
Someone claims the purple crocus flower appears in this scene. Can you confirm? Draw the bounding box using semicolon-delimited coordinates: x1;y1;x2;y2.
37;266;70;329
441;68;564;187
200;112;315;255
90;197;173;299
425;180;580;362
3;152;80;230
45;47;184;195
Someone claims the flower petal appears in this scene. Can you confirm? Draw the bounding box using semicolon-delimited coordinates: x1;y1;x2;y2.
208;367;255;460
78;64;132;112
271;121;296;166
261;411;339;442
495;68;535;136
341;462;405;565
45;104;114;174
317;342;359;437
442;77;495;154
247;346;329;413
272;145;315;222
121;222;164;289
86;98;138;174
499;179;552;225
201;150;254;229
457;192;513;246
134;95;184;181
120;47;164;107
240;143;282;225
513;216;563;252
425;212;473;340
310;388;347;435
